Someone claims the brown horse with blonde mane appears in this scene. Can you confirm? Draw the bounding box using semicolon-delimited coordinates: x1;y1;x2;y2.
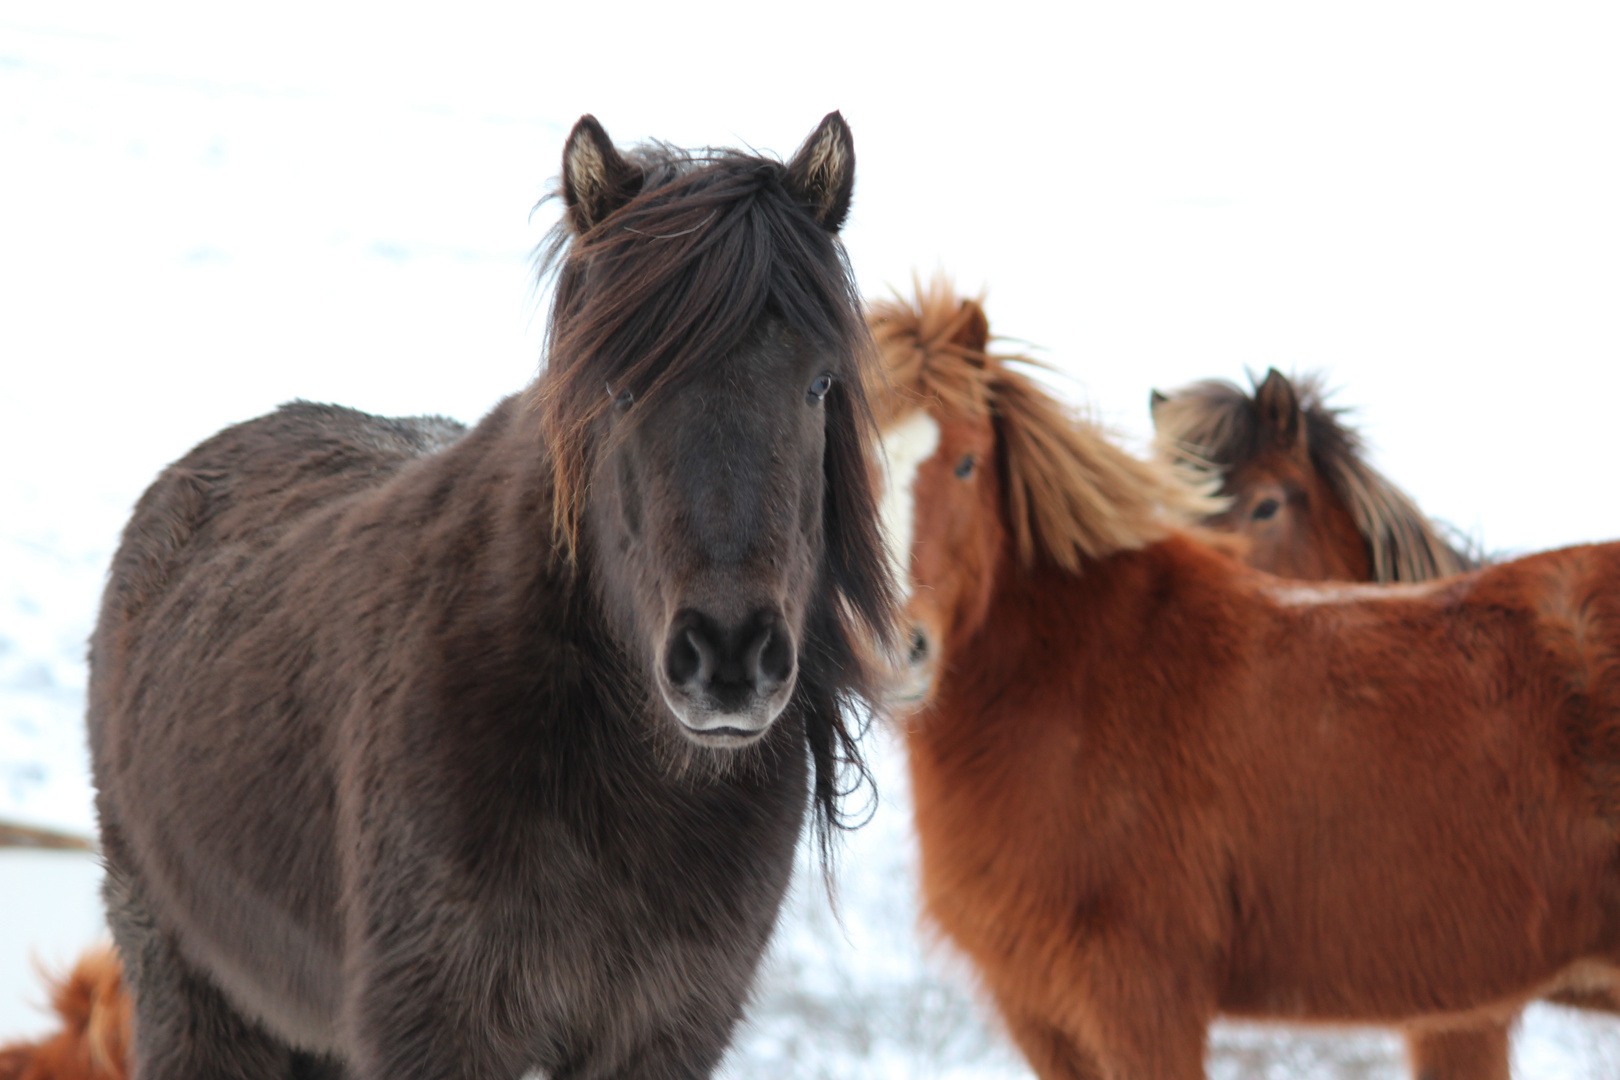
873;280;1620;1080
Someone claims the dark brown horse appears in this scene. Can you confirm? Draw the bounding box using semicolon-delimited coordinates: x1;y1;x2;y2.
1150;370;1475;583
874;281;1620;1080
88;113;894;1080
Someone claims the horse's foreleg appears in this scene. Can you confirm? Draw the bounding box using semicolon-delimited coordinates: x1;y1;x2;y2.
1065;944;1215;1080
344;950;529;1080
999;1007;1108;1080
568;1013;740;1080
102;863;301;1080
1404;1019;1513;1080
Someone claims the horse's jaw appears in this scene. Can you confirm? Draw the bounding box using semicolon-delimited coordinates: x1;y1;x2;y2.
871;620;939;716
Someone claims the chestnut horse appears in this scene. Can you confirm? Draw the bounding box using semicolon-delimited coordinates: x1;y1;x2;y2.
0;949;128;1080
873;281;1620;1080
1150;370;1476;583
1152;370;1612;1079
88;113;894;1080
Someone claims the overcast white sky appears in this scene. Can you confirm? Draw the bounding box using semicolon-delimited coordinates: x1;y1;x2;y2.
3;0;1618;556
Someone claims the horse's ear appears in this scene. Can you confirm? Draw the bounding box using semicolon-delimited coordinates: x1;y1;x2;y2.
1254;368;1305;452
785;111;856;232
1149;389;1169;423
561;115;642;234
950;300;990;355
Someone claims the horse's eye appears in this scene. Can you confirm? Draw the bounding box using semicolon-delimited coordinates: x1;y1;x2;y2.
954;454;976;480
608;384;634;410
1252;497;1280;521
808;373;834;401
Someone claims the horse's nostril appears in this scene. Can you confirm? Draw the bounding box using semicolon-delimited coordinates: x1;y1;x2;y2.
756;625;794;687
908;627;929;665
666;627;704;686
662;608;795;710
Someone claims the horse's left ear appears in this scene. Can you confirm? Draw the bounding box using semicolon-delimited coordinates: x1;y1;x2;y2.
561;115;643;234
785;112;856;231
1254;368;1306;452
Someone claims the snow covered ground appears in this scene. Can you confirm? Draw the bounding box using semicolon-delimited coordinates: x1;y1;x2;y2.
4;2;1620;1075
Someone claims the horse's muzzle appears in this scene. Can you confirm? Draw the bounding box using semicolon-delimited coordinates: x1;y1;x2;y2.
883;623;937;710
658;607;797;744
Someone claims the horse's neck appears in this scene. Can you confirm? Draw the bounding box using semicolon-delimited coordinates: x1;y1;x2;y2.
913;532;1240;767
395;397;603;684
905;532;1244;909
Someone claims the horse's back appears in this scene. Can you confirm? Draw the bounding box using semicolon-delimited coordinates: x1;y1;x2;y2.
1216;541;1620;1010
1503;541;1620;818
92;396;472;786
96;402;462;644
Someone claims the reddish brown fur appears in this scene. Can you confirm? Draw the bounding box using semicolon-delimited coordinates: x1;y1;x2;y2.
1151;370;1475;585
1156;369;1608;1078
0;948;128;1080
878;284;1620;1080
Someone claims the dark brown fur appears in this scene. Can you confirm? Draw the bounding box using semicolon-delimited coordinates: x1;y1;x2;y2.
88;113;893;1080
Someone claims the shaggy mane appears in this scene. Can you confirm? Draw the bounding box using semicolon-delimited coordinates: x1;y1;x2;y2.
534;141;872;565
1153;374;1478;582
869;280;1219;574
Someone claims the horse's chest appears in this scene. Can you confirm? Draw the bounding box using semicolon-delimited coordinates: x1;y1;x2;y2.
493;786;804;1066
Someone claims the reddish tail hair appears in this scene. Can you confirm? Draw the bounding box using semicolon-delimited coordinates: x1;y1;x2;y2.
0;948;129;1080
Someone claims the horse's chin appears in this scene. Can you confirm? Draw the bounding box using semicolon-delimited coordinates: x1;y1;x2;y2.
882;664;936;715
660;690;793;750
675;723;772;750
877;624;938;714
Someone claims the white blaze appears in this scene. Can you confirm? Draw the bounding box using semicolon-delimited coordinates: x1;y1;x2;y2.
877;411;941;602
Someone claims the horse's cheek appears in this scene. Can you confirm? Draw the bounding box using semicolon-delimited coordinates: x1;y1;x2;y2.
956;474;1003;639
799;453;823;538
615;447;644;539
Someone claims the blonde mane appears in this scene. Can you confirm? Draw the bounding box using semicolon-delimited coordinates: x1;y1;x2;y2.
1153;374;1478;582
868;280;1220;574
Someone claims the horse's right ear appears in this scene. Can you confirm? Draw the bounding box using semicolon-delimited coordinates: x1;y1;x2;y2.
951;299;990;355
561;115;642;234
785;112;856;232
1254;368;1304;450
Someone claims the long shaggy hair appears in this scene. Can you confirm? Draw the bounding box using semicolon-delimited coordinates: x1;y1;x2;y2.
1153;374;1476;581
868;279;1219;573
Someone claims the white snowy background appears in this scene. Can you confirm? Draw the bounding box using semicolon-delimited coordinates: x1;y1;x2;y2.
2;1;1619;1075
